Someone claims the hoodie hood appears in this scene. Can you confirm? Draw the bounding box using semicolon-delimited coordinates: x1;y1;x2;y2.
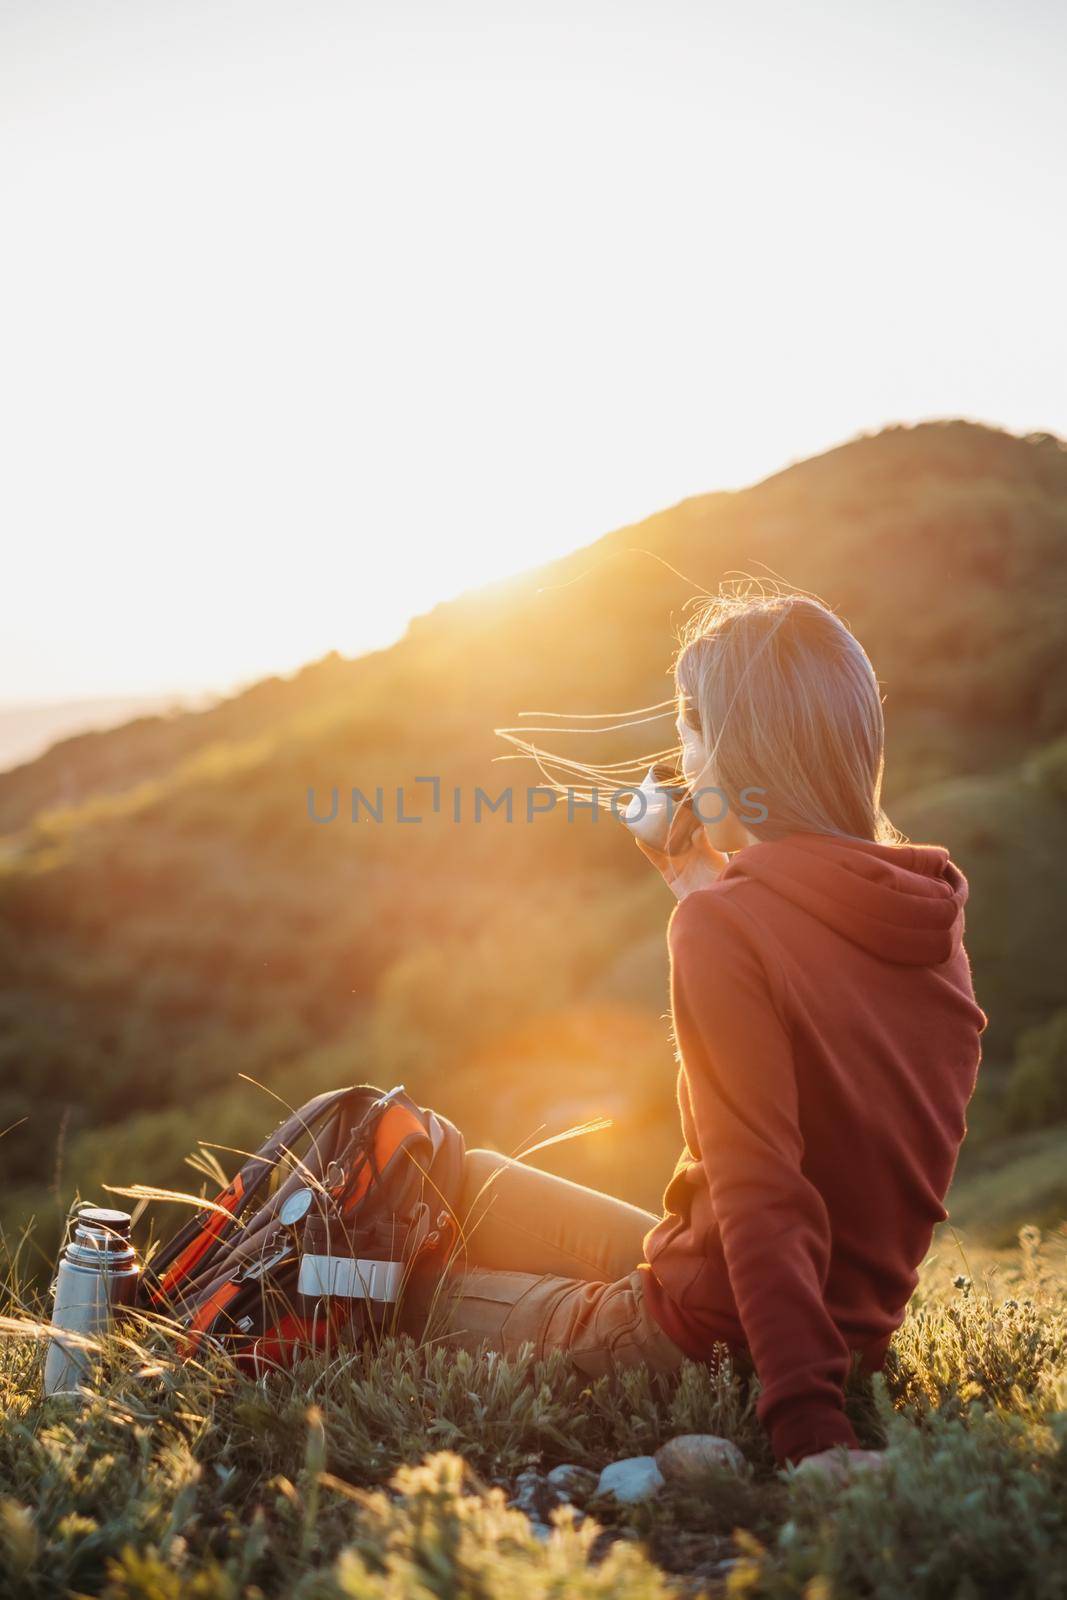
722;831;969;966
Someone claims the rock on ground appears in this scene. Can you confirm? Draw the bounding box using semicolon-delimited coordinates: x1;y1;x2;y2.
596;1456;666;1503
655;1434;747;1484
545;1464;598;1502
510;1469;555;1522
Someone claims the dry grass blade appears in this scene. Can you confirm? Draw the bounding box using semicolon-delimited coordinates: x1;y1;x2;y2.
102;1183;243;1223
513;1117;614;1161
318;1471;376;1508
0;1312;102;1353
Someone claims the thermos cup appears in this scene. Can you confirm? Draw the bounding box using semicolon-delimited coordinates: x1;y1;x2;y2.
43;1206;140;1396
620;762;694;855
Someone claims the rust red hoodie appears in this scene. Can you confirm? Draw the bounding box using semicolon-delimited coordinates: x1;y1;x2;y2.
639;830;987;1467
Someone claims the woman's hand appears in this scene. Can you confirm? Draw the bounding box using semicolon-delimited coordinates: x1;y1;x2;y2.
788;1447;887;1487
633;804;728;900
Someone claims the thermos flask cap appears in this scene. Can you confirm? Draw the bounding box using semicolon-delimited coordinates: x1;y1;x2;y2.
76;1206;132;1237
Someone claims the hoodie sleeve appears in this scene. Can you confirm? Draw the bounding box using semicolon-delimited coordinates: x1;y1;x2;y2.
667;888;859;1466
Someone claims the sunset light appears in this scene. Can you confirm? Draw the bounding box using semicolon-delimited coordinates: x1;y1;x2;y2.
2;0;1063;701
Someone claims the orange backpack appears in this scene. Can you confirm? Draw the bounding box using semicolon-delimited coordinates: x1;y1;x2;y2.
137;1084;465;1371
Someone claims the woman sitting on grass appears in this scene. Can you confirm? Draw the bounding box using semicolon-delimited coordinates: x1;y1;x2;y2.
404;586;988;1484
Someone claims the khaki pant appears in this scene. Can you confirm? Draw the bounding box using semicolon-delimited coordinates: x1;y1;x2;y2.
401;1149;690;1380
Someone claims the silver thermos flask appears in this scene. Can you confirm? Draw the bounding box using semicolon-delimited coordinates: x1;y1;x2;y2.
43;1206;141;1396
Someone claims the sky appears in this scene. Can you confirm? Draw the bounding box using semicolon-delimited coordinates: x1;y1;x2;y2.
2;0;1064;702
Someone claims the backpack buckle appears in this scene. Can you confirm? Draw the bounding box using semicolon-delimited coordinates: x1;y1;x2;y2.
236;1231;293;1282
296;1253;405;1303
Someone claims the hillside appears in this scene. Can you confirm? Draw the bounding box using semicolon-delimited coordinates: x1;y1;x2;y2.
1;418;1066;1258
0;693;214;775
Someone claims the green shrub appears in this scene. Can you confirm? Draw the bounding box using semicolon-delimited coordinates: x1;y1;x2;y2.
729;1404;1067;1600
1006;1010;1067;1131
1025;734;1067;806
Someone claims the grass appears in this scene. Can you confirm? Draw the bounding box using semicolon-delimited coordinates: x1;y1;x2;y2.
0;1226;1064;1599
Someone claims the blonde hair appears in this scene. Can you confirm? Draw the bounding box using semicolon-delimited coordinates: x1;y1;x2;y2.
675;583;904;846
